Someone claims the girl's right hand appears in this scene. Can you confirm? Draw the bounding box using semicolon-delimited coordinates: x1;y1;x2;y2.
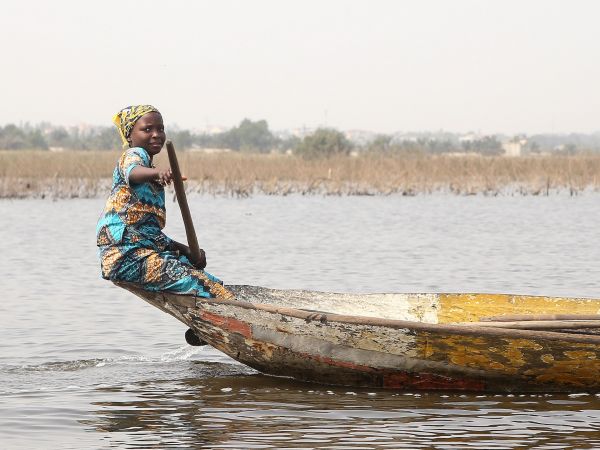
157;168;174;186
156;168;187;185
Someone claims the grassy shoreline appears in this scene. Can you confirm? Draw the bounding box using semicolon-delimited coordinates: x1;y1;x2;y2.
1;150;599;198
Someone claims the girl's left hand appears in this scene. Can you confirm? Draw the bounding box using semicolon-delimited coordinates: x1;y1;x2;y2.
180;244;207;270
190;249;207;270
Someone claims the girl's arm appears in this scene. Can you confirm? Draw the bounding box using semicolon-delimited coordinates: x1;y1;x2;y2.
170;240;207;270
129;166;174;185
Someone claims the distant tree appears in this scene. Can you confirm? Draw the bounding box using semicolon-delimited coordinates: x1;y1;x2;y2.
367;134;393;153
277;135;301;152
230;118;274;152
556;143;578;155
528;141;540;154
169;129;193;150
47;127;70;147
192;132;215;149
476;136;502;155
27;129;48;149
91;127;122;150
0;124;28;149
196;119;275;152
461;136;502;155
294;128;352;158
396;140;421;152
419;138;456;154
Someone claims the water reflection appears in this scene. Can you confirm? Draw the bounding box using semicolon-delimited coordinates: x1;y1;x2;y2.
83;365;600;449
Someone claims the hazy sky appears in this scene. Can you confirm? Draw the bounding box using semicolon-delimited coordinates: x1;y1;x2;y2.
2;0;599;134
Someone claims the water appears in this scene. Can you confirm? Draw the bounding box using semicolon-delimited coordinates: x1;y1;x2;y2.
2;194;600;449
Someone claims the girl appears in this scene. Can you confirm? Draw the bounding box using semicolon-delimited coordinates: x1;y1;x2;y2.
96;105;233;299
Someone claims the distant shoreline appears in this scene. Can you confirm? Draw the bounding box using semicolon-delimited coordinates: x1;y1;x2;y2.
1;150;599;199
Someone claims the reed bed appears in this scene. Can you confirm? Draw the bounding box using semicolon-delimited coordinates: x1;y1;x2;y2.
1;150;599;198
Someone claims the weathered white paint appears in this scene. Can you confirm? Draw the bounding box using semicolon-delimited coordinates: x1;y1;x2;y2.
230;286;441;323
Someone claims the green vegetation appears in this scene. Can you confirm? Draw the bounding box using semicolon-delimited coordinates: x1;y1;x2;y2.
295;128;352;159
364;134;502;155
0;124;48;150
0;118;294;153
2;120;600;156
196;119;276;152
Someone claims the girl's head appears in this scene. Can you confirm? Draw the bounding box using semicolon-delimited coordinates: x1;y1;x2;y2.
113;105;166;156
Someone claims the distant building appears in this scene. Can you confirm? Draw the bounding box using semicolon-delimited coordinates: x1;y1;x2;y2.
502;138;527;157
446;151;478;157
189;146;231;153
289;127;315;139
459;133;480;143
344;130;376;146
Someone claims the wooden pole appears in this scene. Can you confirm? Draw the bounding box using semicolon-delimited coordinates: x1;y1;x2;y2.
481;313;600;322
166;140;202;264
460;320;600;330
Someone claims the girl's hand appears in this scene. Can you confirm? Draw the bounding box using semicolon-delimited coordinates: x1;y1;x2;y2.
157;168;173;186
176;243;207;270
190;248;207;270
156;169;187;185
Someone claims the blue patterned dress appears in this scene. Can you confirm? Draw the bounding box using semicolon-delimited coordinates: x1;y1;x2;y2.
96;147;233;299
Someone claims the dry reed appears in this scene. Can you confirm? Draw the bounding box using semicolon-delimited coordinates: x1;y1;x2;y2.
1;150;599;198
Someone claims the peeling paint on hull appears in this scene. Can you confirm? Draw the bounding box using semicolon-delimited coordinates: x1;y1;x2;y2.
117;283;600;392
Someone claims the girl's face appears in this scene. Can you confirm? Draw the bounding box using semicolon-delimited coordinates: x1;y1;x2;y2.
128;112;166;156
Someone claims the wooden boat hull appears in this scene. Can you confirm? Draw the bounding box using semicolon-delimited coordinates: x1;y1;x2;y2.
118;283;600;393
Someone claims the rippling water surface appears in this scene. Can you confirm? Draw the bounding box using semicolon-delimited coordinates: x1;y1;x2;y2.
2;194;600;449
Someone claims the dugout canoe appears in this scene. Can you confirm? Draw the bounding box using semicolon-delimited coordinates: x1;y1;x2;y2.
117;282;600;393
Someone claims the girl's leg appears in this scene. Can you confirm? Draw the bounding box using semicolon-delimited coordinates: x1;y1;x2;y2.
101;244;234;299
138;248;234;299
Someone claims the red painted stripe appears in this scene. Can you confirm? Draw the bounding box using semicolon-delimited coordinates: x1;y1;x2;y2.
383;371;486;391
200;311;252;338
304;351;485;391
307;353;376;372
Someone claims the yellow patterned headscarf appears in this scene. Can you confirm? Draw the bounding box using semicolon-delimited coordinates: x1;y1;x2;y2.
112;105;160;148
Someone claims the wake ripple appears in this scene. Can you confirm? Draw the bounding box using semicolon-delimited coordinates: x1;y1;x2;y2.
1;345;230;375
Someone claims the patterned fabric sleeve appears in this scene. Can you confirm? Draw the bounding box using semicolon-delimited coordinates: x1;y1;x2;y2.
119;147;150;185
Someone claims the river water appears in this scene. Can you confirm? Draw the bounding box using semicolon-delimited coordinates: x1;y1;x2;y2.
1;194;600;449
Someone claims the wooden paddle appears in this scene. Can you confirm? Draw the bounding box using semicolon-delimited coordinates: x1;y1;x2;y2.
166;140;202;264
